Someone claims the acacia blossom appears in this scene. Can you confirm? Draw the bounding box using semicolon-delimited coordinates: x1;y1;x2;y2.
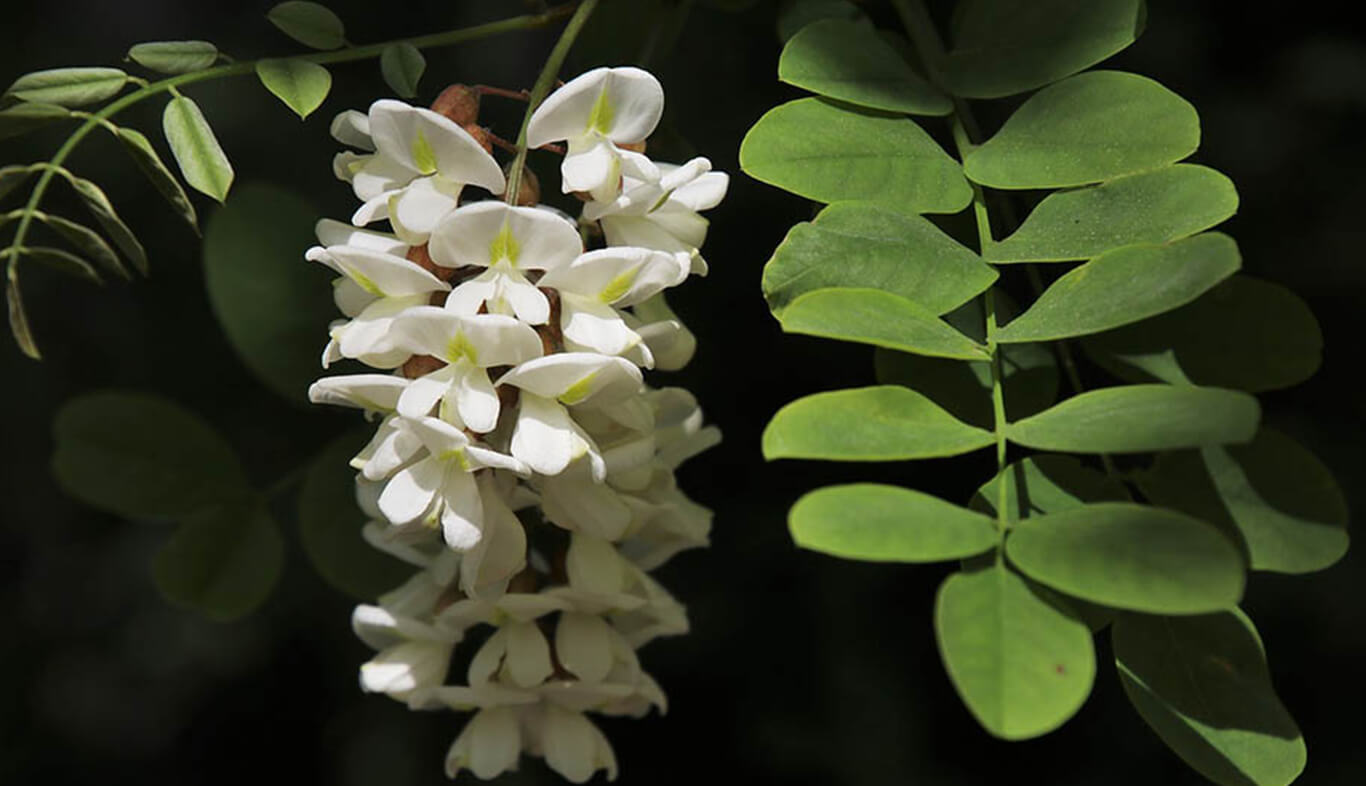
308;66;727;782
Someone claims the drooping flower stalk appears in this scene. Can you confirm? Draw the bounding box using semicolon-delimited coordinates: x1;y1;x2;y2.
308;64;726;781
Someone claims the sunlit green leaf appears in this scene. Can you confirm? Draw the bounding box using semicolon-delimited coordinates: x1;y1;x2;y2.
1006;384;1259;454
936;564;1095;739
763;385;995;461
299;430;411;599
779;288;988;360
117;127;199;232
62;175;148;275
779;19;950;115
0;102;72;141
791;483;998;562
5;67;128;107
987;165;1237;263
972;455;1128;522
1082;276;1322;393
20;246;100;284
942;0;1146;98
32;213;127;279
740;98;972;213
1139;429;1349;575
255;58;332;119
776;0;866;42
380;43;426;98
51;391;249;519
763;201;997;314
995;233;1240;343
1006;503;1244;614
163;95;234;202
964;71;1199;189
204;183;335;404
267;1;346;50
127;41;220;74
1114;609;1306;786
153;500;284;621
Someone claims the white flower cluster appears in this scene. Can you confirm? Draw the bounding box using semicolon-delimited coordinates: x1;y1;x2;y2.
307;67;727;782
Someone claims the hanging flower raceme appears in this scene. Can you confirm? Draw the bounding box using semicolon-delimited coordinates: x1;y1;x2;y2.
309;63;727;782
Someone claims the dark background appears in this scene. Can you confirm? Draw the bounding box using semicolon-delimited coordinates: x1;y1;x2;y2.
3;1;1365;784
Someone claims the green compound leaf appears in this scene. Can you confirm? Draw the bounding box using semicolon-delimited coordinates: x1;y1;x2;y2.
779;19;951;115
987;165;1238;263
972;455;1129;522
1114;609;1306;786
995;233;1241;344
51;391;250;519
779;288;988;360
204;183;336;404
942;0;1146;99
380;43;426;99
5;67;129;107
763;201;997;315
34;213;127;280
963;71;1199;189
740;98;972;213
776;0;866;42
163;95;234;202
19;246;101;284
117;127;199;232
763;385;995;461
0;102;73;141
876;294;1058;428
1006;503;1245;614
153;500;284;621
299;430;411;599
1082;276;1322;393
1006;384;1259;454
255;58;332;119
64;175;148;275
790;483;998;562
127;41;220;74
935;564;1096;739
7;270;39;359
1139;429;1349;575
267;1;346;50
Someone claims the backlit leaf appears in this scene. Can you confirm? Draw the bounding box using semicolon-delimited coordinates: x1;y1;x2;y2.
255;58;332;119
33;213;127;279
790;483;998;562
117;127;199;232
963;71;1199;189
779;19;951;115
779;288;989;360
267;1;346;50
128;41;220;74
21;245;100;284
740;98;972;213
380;43;425;99
63;175;148;275
163;95;234;201
5;67;128;107
0;102;72;141
153;500;284;621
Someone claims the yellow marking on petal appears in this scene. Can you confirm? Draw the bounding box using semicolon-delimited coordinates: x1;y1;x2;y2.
347;158;368;176
586;85;614;135
446;331;479;365
489;222;520;265
439;447;473;471
559;372;598;405
599;268;638;303
411;129;438;175
648;188;676;213
422;507;441;529
348;268;386;297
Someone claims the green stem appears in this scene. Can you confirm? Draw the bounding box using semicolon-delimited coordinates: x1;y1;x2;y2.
4;2;577;359
896;0;1011;536
505;0;601;204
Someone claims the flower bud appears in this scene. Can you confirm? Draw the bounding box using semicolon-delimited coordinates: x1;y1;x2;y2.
430;84;480;126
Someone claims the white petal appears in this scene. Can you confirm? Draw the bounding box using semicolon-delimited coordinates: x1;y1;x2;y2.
497;269;552;325
395;369;451;419
618;149;660;185
498;353;643;405
672;169;729;211
351;191;393;225
541;705;612;784
330;109;374;150
428;200;582;271
403;414;472;457
460;477;527;598
324;246;448;298
539;247;687;306
367;99;504;191
540;459;632;539
307;373;407;411
330;277;373;318
446;708;522;780
566;533;627;596
377;455;442;526
439;466;483;549
555;612;614;683
359;640;452;697
502;620;553;688
560;296;640;358
527;66;663;147
387;176;461;245
445;272;498;316
467;628;507;686
511;394;578;477
315;218;406;254
350;154;413;202
455;365;500;434
561;138;620;200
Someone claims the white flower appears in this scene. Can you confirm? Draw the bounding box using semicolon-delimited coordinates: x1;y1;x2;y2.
533;703;620;783
527;67;665;202
445;706;525;780
307;373;427;482
376;415;528;548
538;246;690;360
584;158;728;275
307;219;449;368
332;101;505;244
430;201;582;324
387;306;543;432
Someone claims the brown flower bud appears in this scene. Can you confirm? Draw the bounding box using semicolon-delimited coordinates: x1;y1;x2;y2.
430;84;480;126
514;165;540;206
462;123;493;155
619;139;647;154
406;243;457;281
402;354;446;379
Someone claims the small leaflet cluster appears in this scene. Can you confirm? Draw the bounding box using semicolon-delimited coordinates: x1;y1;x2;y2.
307;67;727;781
